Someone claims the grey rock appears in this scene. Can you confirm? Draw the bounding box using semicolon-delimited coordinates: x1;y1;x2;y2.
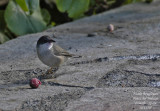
1;1;160;111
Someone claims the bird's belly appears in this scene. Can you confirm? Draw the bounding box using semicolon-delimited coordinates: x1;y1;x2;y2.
38;52;61;68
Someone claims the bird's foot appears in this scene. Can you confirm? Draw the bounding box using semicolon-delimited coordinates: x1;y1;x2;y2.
44;74;55;79
41;72;55;79
38;73;55;80
46;68;53;74
46;68;58;74
38;68;58;80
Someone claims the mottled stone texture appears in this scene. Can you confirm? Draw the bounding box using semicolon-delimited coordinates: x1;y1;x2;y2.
1;1;160;111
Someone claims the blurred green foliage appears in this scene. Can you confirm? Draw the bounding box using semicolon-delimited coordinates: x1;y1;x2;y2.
123;0;153;4
5;0;49;35
0;10;9;44
0;0;51;44
55;0;90;19
0;0;153;44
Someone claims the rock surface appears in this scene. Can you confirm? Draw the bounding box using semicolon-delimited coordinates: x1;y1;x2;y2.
1;1;160;111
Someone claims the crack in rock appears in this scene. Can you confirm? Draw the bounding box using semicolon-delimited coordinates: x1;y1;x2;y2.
69;54;160;65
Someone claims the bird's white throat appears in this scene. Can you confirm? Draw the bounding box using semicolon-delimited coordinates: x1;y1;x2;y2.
38;42;53;52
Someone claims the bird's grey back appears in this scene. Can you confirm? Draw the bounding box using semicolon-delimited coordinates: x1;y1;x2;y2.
52;44;73;57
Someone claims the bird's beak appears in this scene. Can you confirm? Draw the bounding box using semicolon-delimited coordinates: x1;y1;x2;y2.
50;40;55;42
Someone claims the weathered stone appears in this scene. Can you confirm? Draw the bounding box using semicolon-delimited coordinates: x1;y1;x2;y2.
1;1;160;111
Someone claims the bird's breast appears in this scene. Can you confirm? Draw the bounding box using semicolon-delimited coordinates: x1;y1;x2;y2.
37;47;61;67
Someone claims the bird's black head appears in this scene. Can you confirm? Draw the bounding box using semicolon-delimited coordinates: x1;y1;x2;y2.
37;35;55;45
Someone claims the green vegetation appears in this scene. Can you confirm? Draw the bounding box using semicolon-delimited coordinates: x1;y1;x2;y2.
55;0;90;19
0;0;51;44
5;0;49;36
0;0;153;44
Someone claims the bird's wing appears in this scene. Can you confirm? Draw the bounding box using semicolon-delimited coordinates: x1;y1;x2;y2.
53;44;73;57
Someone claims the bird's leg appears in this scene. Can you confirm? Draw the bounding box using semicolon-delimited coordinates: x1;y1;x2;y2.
46;67;59;74
46;67;54;74
52;67;59;72
43;67;59;79
41;67;59;82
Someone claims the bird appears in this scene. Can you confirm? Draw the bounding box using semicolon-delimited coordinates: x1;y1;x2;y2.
36;35;73;78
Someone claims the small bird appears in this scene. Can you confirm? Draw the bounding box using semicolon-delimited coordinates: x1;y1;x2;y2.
36;35;73;78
